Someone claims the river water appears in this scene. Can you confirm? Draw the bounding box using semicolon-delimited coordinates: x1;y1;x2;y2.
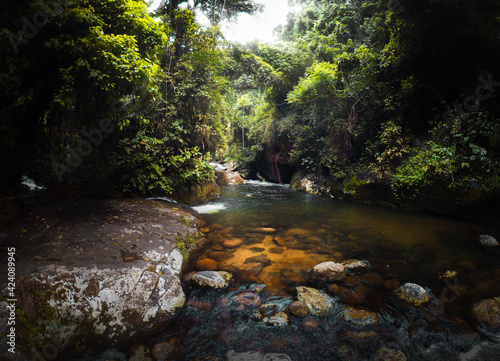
152;180;500;360
190;181;500;304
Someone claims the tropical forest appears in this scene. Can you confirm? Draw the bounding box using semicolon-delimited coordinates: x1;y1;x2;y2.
1;0;500;360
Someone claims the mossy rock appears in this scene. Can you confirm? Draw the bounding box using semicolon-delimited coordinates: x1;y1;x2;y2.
173;181;221;206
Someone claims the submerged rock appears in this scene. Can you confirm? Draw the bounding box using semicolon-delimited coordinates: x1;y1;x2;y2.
296;286;336;316
223;238;244;248
472;296;500;330
151;338;183;361
375;347;407;361
239;262;264;276
308;261;346;282
336;284;367;305
269;247;285;254
340;305;380;326
208;251;234;262
245;255;272;267
250;247;266;252
302;317;320;331
339;330;381;348
252;227;278;234
283;227;312;239
383;279;401;291
438;269;458;280
393;283;431;306
226;350;292;361
129;346;152;361
273;236;287;246
190;271;232;289
195;258;218;271
341;259;371;274
234;291;262;309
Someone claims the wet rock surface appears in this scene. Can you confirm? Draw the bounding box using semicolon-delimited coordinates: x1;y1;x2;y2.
191;271;233;289
393;282;431;306
215;170;246;186
472;296;500;330
307;261;346;282
296;286;335;316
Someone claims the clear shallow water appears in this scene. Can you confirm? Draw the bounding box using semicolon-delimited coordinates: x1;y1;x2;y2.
190;180;500;306
166;181;500;360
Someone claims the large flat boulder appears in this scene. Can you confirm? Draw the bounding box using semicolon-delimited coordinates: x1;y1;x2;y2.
0;199;201;359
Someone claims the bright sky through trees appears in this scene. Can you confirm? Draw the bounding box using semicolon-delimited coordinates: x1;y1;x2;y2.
149;0;301;43
219;0;301;43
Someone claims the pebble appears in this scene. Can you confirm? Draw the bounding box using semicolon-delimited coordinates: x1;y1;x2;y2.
288;300;310;317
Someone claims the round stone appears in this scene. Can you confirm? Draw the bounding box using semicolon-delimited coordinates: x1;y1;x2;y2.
478;235;499;248
288;301;310;317
393;283;430;306
308;261;346;282
472;296;500;329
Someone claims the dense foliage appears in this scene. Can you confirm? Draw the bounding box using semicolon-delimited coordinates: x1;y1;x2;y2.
0;0;257;197
1;0;499;209
226;0;500;204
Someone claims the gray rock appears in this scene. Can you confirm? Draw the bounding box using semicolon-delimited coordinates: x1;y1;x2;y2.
0;199;199;358
479;234;499;248
308;261;346;282
393;282;431;306
191;271;233;289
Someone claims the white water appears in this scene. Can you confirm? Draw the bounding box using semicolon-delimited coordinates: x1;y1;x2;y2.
192;202;227;214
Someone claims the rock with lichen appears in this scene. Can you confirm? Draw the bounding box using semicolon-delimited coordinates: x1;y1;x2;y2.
190;271;233;289
307;261;346;283
393;282;431;306
296;286;336;316
0;199;200;358
340;305;380;326
472;296;500;330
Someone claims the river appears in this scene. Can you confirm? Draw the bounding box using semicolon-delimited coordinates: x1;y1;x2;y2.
141;180;500;360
